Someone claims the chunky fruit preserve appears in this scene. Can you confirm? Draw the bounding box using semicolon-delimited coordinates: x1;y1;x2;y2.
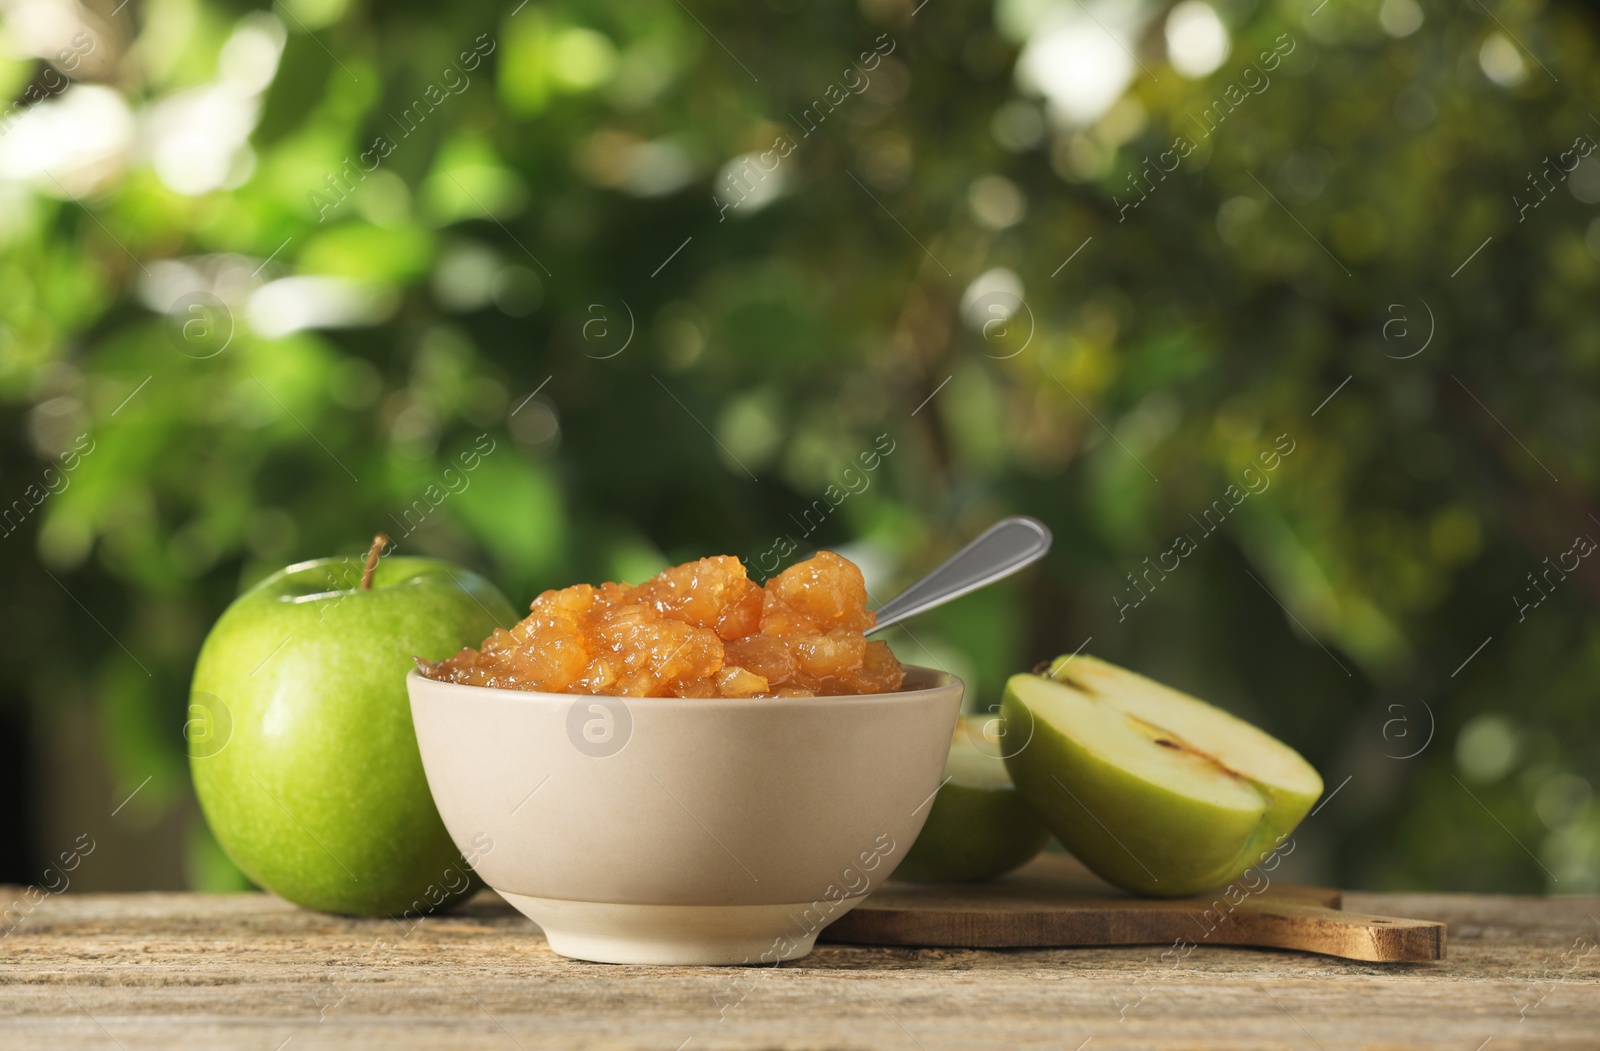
420;552;905;697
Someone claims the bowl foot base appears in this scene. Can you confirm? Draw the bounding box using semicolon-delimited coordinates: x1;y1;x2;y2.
499;892;869;965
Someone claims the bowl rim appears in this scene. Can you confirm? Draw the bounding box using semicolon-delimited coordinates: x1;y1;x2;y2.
406;663;960;709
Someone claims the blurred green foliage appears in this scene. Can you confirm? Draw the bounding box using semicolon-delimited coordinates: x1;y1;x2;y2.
2;0;1599;894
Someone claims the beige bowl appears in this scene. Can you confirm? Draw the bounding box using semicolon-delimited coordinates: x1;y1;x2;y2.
407;666;962;965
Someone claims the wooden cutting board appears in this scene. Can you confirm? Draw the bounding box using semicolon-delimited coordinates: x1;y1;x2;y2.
822;854;1445;963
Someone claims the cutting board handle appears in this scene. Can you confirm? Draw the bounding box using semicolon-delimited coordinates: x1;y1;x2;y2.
1225;900;1445;962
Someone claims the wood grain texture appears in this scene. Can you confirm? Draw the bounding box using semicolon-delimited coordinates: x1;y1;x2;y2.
2;885;1598;1050
824;856;1446;963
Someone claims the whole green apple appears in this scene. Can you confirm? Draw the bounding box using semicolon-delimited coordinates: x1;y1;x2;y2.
1003;655;1322;897
190;537;515;916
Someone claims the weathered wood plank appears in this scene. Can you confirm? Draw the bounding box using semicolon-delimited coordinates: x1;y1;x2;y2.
1;888;1597;1050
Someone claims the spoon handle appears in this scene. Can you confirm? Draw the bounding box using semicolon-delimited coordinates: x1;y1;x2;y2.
867;516;1053;636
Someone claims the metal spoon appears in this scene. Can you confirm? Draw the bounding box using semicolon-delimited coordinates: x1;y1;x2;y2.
867;516;1053;635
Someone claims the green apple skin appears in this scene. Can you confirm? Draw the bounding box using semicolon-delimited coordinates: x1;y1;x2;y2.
896;716;1051;883
1002;663;1322;898
190;555;515;917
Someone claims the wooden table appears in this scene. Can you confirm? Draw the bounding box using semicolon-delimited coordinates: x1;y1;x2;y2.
2;888;1597;1049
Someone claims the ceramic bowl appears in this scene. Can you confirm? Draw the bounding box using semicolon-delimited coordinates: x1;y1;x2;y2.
407;666;962;965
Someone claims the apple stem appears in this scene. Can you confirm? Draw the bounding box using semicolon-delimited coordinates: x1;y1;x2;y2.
360;533;389;591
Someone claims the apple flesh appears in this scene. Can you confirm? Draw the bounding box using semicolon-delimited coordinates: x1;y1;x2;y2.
1002;655;1322;897
190;549;515;916
895;715;1052;883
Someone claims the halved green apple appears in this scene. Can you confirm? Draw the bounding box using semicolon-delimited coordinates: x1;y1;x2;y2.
1002;655;1322;897
895;715;1053;883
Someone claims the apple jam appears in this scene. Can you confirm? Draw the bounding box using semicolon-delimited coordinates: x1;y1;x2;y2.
419;552;906;698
